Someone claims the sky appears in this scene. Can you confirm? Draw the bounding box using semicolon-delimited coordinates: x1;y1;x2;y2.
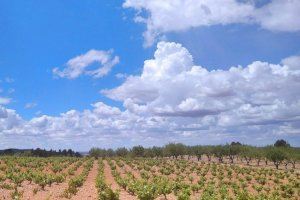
0;0;300;151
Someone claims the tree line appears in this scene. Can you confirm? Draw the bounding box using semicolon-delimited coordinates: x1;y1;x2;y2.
89;139;300;170
0;148;81;157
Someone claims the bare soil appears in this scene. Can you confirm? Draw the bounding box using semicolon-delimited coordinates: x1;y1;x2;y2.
103;160;137;200
71;160;98;200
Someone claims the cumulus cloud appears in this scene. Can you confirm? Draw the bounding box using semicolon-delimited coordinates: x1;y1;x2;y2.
1;42;300;149
255;0;300;32
0;106;23;132
53;49;120;79
123;0;300;46
103;41;300;131
0;97;11;105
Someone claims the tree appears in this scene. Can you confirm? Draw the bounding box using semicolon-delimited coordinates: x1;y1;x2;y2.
285;148;300;169
226;144;241;164
185;146;194;160
274;139;290;148
131;145;145;157
89;148;107;158
230;141;242;146
193;146;205;161
144;148;155;158
240;146;255;165
152;146;163;157
164;143;186;159
203;146;213;162
115;147;128;157
213;145;226;163
266;147;287;169
106;149;115;157
252;148;264;166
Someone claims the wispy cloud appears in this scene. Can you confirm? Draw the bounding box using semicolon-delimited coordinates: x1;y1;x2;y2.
25;102;37;109
4;77;14;83
53;49;120;79
0;97;11;105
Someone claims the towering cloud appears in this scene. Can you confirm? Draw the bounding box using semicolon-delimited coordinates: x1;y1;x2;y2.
104;42;300;125
1;42;299;149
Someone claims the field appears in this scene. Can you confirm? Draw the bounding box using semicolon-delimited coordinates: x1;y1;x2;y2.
0;156;299;200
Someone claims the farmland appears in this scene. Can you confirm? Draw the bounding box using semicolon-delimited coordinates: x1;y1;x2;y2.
0;143;299;200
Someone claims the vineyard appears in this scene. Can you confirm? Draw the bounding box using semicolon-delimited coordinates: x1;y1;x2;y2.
0;153;299;200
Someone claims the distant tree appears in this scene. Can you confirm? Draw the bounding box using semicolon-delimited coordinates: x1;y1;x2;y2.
152;146;163;157
225;144;240;164
144;148;155;158
164;143;185;159
203;146;213;162
274;139;290;148
106;149;115;157
131;145;145;157
240;146;255;165
213;145;226;163
75;152;81;157
67;149;73;156
230;141;242;146
252;148;264;166
266;147;287;169
285;148;300;169
62;149;67;156
89;148;107;158
193;146;205;161
185;146;194;160
116;147;128;157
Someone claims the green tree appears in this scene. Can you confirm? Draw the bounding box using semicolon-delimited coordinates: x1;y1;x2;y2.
226;144;241;164
131;145;145;157
193;146;205;161
164;143;186;159
274;139;290;147
266;147;287;169
240;146;255;165
115;147;128;157
252;148;264;166
203;146;213;162
152;146;163;157
212;145;226;163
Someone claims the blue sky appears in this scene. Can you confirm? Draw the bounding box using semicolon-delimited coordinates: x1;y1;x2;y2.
0;0;300;150
0;0;154;118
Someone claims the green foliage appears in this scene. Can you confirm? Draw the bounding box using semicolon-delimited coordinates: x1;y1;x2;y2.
266;147;287;169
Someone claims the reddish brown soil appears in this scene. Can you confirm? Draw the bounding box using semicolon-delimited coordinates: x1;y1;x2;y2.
70;160;98;200
20;161;85;200
103;160;137;200
0;188;11;200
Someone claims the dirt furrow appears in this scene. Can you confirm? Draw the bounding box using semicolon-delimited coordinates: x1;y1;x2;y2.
21;161;85;200
71;160;98;200
103;160;137;200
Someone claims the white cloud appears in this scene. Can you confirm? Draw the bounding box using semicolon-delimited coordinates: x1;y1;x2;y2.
0;106;23;132
281;55;300;71
255;0;300;32
123;0;300;46
53;49;120;79
115;73;128;79
25;102;37;109
1;42;300;149
0;97;11;105
103;41;300;130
